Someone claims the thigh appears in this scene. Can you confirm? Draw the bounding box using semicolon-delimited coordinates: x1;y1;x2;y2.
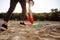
19;0;26;10
10;0;18;8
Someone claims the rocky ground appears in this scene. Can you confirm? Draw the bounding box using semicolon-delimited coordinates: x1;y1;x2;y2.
0;20;60;40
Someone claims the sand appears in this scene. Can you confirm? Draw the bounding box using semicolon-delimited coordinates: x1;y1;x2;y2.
0;20;60;40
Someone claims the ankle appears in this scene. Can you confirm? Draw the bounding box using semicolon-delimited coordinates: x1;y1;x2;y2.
4;21;8;25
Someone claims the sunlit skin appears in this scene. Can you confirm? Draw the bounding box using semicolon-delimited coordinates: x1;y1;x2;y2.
26;1;34;24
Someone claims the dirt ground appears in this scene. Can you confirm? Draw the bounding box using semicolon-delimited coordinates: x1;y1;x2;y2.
0;20;60;40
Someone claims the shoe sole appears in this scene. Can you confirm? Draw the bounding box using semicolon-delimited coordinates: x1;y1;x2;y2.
0;27;7;30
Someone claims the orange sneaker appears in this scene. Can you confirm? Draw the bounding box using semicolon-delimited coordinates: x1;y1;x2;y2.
26;16;34;24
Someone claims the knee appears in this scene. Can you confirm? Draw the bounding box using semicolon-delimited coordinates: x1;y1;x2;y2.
22;9;26;12
7;7;15;13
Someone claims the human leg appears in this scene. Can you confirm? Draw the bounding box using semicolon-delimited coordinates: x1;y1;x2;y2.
19;0;26;26
1;0;18;31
